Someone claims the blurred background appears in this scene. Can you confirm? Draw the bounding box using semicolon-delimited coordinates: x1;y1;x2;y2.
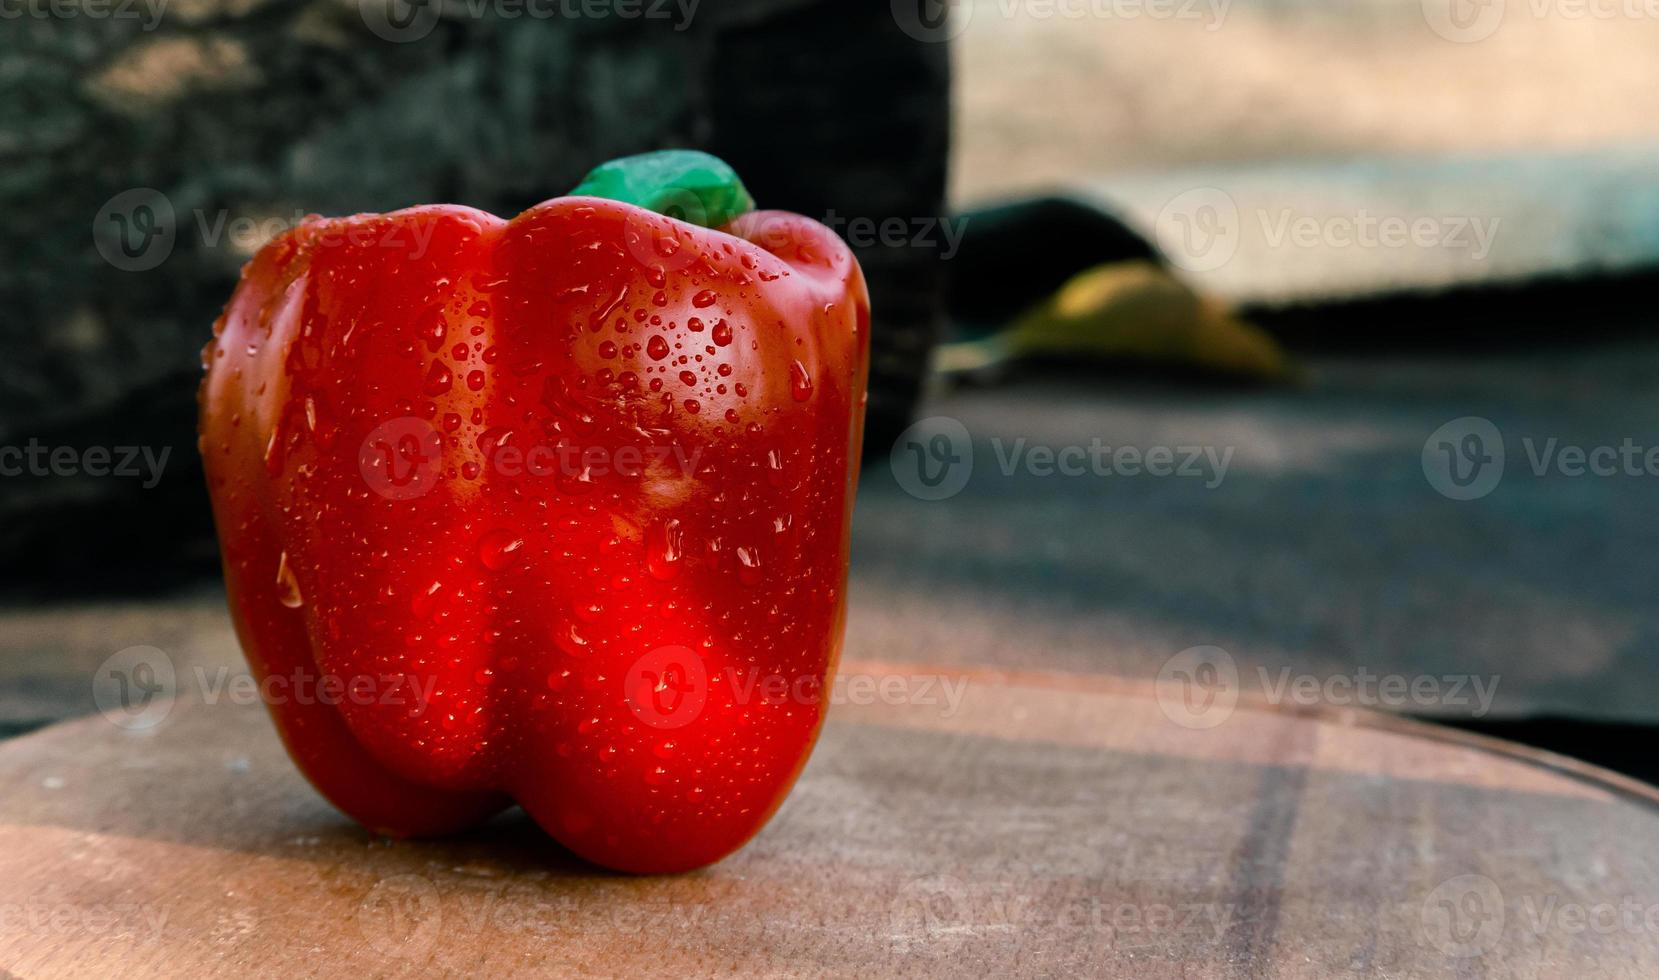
2;0;1657;777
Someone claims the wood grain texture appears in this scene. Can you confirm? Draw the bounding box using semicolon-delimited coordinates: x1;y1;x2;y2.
1;660;1656;978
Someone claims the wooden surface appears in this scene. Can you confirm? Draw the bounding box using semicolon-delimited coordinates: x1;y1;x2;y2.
2;661;1658;978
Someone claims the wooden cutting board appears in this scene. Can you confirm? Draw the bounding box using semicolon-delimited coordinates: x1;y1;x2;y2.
2;660;1656;978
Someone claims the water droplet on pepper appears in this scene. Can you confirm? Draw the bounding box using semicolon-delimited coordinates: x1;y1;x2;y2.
478;529;525;570
275;551;304;608
424;361;454;395
646;519;683;581
789;360;812;402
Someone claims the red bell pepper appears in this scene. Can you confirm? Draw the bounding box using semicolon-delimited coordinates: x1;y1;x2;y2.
199;151;869;873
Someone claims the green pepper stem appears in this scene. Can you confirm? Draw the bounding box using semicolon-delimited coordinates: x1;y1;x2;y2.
569;150;755;229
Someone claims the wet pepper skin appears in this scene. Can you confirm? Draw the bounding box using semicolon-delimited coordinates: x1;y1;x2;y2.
199;158;869;873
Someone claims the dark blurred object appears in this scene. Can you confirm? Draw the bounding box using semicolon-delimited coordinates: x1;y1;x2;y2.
0;375;213;595
0;0;948;589
945;196;1159;336
1247;265;1659;353
936;197;1289;384
936;260;1294;385
709;1;950;456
